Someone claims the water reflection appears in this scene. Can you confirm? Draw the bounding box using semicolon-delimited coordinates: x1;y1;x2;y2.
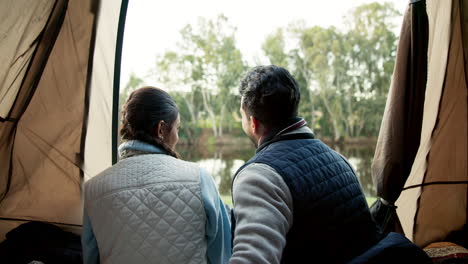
177;142;376;198
334;144;376;198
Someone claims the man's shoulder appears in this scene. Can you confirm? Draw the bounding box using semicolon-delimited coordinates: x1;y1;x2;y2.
232;161;294;219
237;162;276;174
264;137;326;154
234;162;284;186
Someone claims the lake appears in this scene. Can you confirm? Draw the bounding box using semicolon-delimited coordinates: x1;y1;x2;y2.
177;141;377;203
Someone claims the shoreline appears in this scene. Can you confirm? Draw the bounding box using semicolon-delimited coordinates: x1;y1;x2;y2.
178;134;378;147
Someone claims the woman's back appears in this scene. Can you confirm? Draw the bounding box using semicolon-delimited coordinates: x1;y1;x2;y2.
84;149;207;264
82;87;231;264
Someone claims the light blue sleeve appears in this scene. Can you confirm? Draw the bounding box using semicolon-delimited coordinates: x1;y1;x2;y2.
200;169;232;264
82;211;100;264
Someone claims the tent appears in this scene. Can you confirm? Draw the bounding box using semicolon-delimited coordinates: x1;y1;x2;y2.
0;0;128;240
373;0;467;248
0;0;466;258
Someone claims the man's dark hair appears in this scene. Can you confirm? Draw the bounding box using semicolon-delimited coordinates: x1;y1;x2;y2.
239;65;300;128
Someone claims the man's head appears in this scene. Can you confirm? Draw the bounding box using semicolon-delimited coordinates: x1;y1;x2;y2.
239;65;300;146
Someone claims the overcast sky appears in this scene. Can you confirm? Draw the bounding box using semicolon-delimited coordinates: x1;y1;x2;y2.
120;0;406;88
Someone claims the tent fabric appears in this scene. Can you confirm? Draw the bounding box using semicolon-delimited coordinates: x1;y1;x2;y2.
411;0;467;246
397;0;468;247
372;0;429;206
0;0;68;206
0;0;96;233
0;0;124;241
0;0;56;119
463;0;468;83
82;0;123;180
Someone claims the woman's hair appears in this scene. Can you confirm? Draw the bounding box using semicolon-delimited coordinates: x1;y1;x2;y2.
120;86;179;158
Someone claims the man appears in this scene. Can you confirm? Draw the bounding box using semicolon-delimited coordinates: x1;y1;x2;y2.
229;65;430;264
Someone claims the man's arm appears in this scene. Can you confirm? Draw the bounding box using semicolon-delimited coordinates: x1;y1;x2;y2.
229;163;293;264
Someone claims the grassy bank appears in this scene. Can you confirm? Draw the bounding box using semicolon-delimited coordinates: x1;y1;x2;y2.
222;194;377;208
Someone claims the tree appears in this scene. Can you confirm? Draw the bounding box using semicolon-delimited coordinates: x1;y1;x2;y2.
292;25;350;141
154;15;247;140
262;2;401;141
155;51;204;144
345;2;400;97
262;28;288;67
119;73;144;111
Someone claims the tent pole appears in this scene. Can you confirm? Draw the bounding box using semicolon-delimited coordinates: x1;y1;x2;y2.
112;0;129;164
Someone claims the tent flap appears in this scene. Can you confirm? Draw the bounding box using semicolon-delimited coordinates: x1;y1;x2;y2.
372;0;429;207
0;0;129;241
396;0;468;247
412;0;467;246
0;0;97;239
0;0;57;119
0;0;67;203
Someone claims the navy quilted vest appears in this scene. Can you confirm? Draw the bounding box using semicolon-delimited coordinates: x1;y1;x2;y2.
232;134;380;263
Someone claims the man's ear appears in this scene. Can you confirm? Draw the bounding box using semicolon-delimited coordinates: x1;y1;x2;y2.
250;115;260;134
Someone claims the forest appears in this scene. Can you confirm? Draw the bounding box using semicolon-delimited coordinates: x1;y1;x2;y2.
120;2;401;144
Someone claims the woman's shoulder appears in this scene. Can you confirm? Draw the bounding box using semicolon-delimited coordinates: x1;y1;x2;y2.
133;154;205;181
84;155;205;199
138;153;202;170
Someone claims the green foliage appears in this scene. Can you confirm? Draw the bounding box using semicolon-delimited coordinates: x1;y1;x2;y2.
153;14;247;142
221;194;233;207
171;92;203;144
262;2;400;140
119;73;144;112
262;28;288;67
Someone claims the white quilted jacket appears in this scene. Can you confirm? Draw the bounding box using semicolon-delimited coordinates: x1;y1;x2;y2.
84;152;207;264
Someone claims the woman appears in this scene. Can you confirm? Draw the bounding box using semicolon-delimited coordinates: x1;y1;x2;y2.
82;87;231;264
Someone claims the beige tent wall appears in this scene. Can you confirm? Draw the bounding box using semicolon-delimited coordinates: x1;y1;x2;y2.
0;0;55;119
397;0;468;247
413;0;468;246
0;0;100;240
0;0;61;199
0;0;124;240
396;0;452;240
83;0;122;180
0;0;69;237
